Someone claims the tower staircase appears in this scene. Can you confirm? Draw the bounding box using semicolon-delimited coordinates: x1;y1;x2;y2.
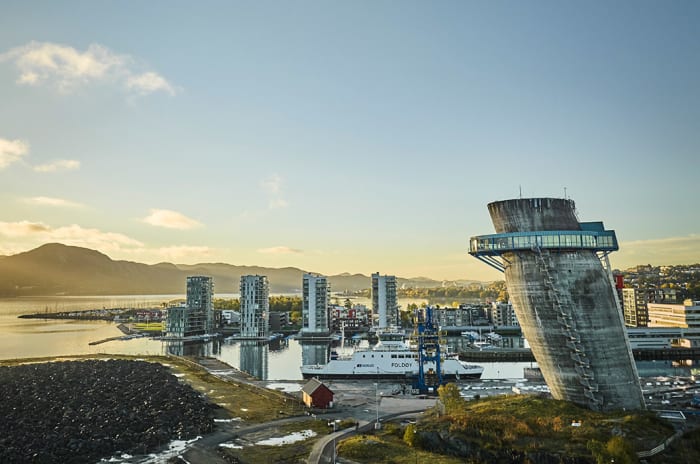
533;247;603;410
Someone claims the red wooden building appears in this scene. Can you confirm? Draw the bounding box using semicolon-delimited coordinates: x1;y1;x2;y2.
301;378;334;409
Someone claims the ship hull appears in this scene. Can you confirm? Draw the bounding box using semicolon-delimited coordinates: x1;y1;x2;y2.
301;371;482;380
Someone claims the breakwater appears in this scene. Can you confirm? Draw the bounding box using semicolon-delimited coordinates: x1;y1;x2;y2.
0;359;214;463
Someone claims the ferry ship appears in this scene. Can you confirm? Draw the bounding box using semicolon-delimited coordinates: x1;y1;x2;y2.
300;337;484;380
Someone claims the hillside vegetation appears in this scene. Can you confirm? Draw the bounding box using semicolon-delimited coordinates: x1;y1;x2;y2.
341;386;680;464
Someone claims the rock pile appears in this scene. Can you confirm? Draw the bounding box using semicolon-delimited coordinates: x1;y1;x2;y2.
0;359;214;463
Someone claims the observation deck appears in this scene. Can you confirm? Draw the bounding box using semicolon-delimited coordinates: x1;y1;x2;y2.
468;222;619;272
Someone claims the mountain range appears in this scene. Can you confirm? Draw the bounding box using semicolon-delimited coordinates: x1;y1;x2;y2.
0;243;479;296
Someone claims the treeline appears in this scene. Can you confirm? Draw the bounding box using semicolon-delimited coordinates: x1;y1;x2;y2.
213;296;302;312
399;281;508;302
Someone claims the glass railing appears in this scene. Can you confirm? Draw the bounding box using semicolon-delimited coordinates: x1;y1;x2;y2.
469;229;618;256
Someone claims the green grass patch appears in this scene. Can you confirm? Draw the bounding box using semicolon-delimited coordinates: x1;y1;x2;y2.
385;390;675;463
217;419;332;464
132;322;164;332
338;434;464;464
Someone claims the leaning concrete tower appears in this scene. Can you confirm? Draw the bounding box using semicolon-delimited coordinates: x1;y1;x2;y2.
469;198;645;411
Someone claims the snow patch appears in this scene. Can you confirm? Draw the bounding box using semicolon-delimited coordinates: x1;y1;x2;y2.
255;430;317;446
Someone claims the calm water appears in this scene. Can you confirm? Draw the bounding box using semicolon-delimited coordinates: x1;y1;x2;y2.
0;296;695;380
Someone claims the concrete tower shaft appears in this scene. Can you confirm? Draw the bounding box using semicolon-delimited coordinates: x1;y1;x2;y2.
485;198;645;411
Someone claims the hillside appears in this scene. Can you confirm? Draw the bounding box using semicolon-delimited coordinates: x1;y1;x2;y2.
339;392;682;464
0;243;456;296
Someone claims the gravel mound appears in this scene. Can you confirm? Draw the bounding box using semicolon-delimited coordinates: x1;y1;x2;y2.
0;359;214;463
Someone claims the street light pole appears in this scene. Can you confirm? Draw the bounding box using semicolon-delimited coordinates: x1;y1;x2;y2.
332;421;337;464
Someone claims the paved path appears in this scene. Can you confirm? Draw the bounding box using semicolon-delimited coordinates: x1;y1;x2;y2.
177;356;437;464
307;410;429;464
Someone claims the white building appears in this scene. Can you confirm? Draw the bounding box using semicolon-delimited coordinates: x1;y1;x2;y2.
371;272;398;329
240;275;269;339
648;299;700;329
302;273;331;335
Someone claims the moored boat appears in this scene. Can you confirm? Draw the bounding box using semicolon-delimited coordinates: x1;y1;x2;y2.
300;337;483;380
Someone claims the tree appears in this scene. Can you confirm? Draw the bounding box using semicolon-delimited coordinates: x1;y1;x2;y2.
403;423;419;447
437;383;464;414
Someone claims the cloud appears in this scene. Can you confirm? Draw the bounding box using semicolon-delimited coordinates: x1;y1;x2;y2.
0;221;143;252
260;174;289;209
0;41;176;96
142;209;202;230
613;234;700;268
33;159;81;172
0;138;29;169
0;220;52;237
23;196;84;208
126;72;176;96
260;174;283;194
257;246;303;254
268;198;289;209
155;246;215;260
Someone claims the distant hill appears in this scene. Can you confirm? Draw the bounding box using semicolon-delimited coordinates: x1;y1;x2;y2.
0;243;472;296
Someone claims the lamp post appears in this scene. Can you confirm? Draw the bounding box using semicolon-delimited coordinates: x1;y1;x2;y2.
332;421;337;464
413;427;418;464
375;381;382;430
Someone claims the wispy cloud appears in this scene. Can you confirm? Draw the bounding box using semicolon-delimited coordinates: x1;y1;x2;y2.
260;174;289;209
0;41;177;96
0;220;52;236
0;137;29;169
260;174;283;195
257;246;303;254
614;234;700;268
23;196;84;208
126;71;175;96
33;159;81;172
142;209;202;230
0;221;143;251
155;245;215;261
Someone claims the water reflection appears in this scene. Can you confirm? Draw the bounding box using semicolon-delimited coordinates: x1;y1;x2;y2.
240;341;269;380
300;341;330;366
165;339;220;357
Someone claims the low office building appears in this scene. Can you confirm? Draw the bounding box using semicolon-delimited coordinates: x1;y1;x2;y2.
648;300;700;329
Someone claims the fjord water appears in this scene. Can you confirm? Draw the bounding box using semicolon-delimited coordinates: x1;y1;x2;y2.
0;296;693;380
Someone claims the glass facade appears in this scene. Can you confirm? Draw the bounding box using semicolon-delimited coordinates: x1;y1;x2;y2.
469;229;618;255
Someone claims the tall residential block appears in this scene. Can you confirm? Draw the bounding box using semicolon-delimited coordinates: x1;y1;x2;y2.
470;198;645;411
240;275;269;339
186;275;214;335
165;275;214;338
302;273;331;335
622;288;649;327
371;272;398;329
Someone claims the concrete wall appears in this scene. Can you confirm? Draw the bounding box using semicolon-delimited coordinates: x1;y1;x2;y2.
488;198;645;411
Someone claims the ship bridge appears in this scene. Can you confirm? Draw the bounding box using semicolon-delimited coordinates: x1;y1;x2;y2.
468;222;619;273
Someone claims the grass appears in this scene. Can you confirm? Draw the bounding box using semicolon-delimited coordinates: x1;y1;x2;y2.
217;419;334;464
132;322;164;333
336;393;677;464
338;433;464;464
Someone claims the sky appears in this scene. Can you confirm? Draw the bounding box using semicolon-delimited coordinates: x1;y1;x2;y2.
0;1;698;282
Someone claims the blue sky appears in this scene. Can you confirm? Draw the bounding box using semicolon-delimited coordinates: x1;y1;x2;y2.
0;1;698;281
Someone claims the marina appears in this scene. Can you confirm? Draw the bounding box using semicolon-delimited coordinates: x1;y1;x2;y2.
2;296;700;384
